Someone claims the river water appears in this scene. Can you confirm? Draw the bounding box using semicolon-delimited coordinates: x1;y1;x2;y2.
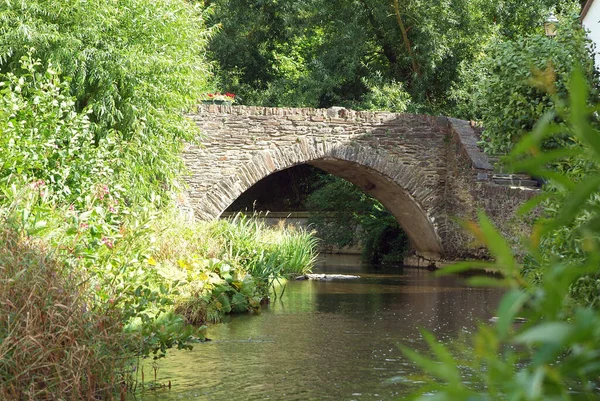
137;258;503;401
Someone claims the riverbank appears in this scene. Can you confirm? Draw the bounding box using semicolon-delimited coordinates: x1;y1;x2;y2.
0;198;318;400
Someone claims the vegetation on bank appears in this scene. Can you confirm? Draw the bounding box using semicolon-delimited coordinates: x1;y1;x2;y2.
403;70;600;401
0;187;317;399
0;0;318;399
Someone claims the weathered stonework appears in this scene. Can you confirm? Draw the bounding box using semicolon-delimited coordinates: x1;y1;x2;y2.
182;105;537;262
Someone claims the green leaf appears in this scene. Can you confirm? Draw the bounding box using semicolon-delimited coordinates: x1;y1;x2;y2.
399;341;460;385
466;276;510;288
435;261;498;276
517;192;552;216
511;148;582;172
514;322;574;345
495;289;529;339
569;69;599;156
510;110;559;156
524;367;545;399
477;211;516;274
542;175;600;235
231;292;249;313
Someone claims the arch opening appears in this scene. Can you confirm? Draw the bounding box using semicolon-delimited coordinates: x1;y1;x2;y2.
307;158;442;259
216;155;443;260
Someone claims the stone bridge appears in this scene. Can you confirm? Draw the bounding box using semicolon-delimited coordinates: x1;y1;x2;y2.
182;105;536;263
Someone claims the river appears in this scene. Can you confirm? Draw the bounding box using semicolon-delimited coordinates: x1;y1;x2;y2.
137;257;503;400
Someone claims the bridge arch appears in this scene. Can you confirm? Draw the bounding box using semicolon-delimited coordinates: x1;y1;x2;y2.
181;105;529;262
188;138;445;259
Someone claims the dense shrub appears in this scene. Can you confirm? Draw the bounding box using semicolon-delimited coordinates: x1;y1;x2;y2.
464;18;598;154
0;55;107;203
0;0;213;203
136;212;319;325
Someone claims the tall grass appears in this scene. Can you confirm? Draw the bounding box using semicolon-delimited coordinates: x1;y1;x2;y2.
152;212;319;324
151;211;318;277
0;228;131;401
211;213;319;277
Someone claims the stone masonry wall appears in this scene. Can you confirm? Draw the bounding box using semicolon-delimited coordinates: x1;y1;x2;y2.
182;104;537;261
184;105;448;201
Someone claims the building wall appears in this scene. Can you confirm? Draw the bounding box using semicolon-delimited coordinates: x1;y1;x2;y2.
583;0;600;68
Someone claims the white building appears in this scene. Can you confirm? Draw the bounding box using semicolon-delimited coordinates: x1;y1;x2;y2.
582;0;600;68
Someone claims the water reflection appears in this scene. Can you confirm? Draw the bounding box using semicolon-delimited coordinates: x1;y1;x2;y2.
136;262;503;401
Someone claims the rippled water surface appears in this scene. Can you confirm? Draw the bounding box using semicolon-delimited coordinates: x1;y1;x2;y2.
137;259;503;401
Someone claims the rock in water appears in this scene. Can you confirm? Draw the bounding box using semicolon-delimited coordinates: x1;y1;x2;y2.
295;274;360;281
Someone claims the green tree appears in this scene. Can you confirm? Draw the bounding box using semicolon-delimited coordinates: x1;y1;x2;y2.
464;17;598;154
207;0;578;114
0;0;213;203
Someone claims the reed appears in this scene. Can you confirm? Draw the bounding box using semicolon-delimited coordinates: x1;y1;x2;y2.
212;213;319;277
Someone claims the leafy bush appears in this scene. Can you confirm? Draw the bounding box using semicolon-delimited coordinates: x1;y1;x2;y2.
146;213;318;325
403;71;600;400
469;18;598;154
0;0;213;203
0;55;107;203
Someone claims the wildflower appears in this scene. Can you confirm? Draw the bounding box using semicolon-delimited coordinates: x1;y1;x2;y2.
30;179;45;189
80;222;89;230
98;184;110;200
101;237;114;249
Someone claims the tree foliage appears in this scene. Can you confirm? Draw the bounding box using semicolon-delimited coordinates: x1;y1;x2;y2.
0;0;213;202
467;18;598;154
207;0;578;114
